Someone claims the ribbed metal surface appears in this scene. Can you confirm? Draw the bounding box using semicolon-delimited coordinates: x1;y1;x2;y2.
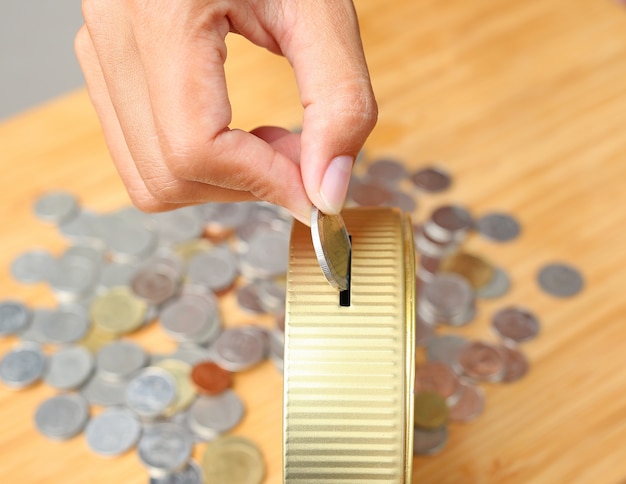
284;207;415;483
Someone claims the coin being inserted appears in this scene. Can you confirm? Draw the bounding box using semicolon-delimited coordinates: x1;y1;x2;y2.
310;207;351;290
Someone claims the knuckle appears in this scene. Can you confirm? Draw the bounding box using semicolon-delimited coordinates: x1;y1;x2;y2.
335;86;378;133
142;175;185;204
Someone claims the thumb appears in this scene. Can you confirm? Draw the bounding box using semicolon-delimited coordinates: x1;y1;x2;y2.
281;2;378;214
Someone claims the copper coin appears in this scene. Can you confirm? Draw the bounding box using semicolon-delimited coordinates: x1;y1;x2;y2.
191;361;233;395
348;179;393;206
500;345;530;383
492;306;540;343
415;361;461;405
410;166;452;193
457;341;506;382
448;381;485;422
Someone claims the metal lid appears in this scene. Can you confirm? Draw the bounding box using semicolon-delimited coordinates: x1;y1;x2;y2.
284;207;415;483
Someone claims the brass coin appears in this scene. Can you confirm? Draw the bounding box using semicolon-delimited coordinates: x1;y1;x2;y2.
440;251;494;289
154;358;197;416
78;324;117;353
202;435;265;484
90;286;146;336
414;390;448;429
310;207;351;290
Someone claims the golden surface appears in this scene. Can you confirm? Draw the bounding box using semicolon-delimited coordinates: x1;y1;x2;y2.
0;0;625;482
285;208;415;482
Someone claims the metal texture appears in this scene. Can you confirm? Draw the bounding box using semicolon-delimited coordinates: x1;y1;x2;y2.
284;207;415;483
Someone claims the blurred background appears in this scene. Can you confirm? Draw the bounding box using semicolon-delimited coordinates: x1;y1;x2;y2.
0;2;84;120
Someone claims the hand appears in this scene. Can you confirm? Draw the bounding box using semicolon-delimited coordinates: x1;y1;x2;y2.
75;0;377;224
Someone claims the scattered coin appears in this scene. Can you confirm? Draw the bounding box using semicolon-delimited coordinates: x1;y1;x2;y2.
0;300;32;336
91;286;147;336
410;166;452;193
426;334;469;367
476;265;511;299
150;460;205;484
191;361;233;395
187;245;239;293
125;367;178;419
43;345;94;390
138;422;193;478
0;342;46;389
39;303;90;344
154;358;197;416
10;249;56;284
202;435;265;484
424;205;473;243
33;191;79;224
80;373;128;407
85;407;142;456
348;178;393;206
367;157;409;185
457;341;507;382
413;426;448;456
476;212;521;242
414;361;461;405
492;306;540;343
537;262;584;298
96;340;147;382
448;381;485;422
440;251;494;290
414;391;449;429
34;393;89;440
210;326;268;372
500;345;530;383
186;390;245;440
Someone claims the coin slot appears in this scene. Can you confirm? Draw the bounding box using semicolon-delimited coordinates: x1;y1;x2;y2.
339;236;352;307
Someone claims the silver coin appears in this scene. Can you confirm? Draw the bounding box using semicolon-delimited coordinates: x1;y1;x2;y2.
424;205;473;244
34;393;90;440
125;367;177;419
64;244;107;266
160;292;221;345
39;304;90;344
537;262;584;298
137;422;193;478
81;373;128;407
385;190;417;213
198;201;252;231
491;306;540;343
130;263;179;305
96;340;148;381
348;178;393;206
410;166;452;193
171;344;213;366
476;266;511;299
366;157;408;185
235;283;266;315
187;245;239;293
85;406;142;456
149;460;204;484
426;334;469;367
48;251;100;302
413;426;448;455
310;207;351;290
43;345;94;390
151;207;204;246
19;308;54;344
419;273;474;324
476;212;521;242
186;390;245;440
58;210;101;243
414;224;458;259
256;279;286;314
210;326;268;372
0;300;32;336
0;342;46;389
94;211;158;262
10;249;56;284
98;261;139;290
238;227;290;280
33;191;80;224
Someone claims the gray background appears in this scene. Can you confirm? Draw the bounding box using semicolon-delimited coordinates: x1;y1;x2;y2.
0;2;85;121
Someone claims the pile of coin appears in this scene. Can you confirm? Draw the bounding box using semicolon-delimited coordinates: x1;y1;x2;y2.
347;156;584;456
0;153;586;479
1;195;291;482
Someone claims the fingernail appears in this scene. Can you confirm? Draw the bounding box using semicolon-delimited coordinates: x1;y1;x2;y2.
319;155;353;214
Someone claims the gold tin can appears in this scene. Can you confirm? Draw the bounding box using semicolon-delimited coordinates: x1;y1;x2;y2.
284;207;416;483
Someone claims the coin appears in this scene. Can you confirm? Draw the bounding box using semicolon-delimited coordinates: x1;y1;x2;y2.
150;460;205;484
130;263;179;305
415;361;461;405
367;157;408;185
448;381;485;422
537;262;584;297
310;207;351;290
138;422;193;478
81;373;128;407
10;249;56;284
96;340;147;381
154;358;197;416
414;426;448;456
160;291;221;345
91;286;147;336
238;228;290;280
476;212;521;242
386;189;417;213
202;435;265;484
48;251;100;302
457;341;506;382
440;251;495;290
500;344;530;383
33;191;79;224
424;205;473;244
85;407;142;456
0;342;46;389
410;166;452;193
492;306;540;343
34;393;89;440
419;273;474;324
186;390;245;440
476;265;511;299
235;283;266;315
426;334;469;367
43;345;94;390
414;390;448;429
191;361;233;395
210;326;268;372
39;303;90;345
0;300;32;336
150;207;204;246
348;178;393;206
125;367;178;419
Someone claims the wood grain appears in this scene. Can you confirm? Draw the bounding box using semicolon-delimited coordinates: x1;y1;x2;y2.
1;0;626;482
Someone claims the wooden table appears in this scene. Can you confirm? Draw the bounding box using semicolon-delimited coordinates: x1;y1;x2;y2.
1;0;626;482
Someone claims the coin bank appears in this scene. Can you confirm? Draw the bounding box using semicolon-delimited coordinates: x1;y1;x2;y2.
284;207;416;482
